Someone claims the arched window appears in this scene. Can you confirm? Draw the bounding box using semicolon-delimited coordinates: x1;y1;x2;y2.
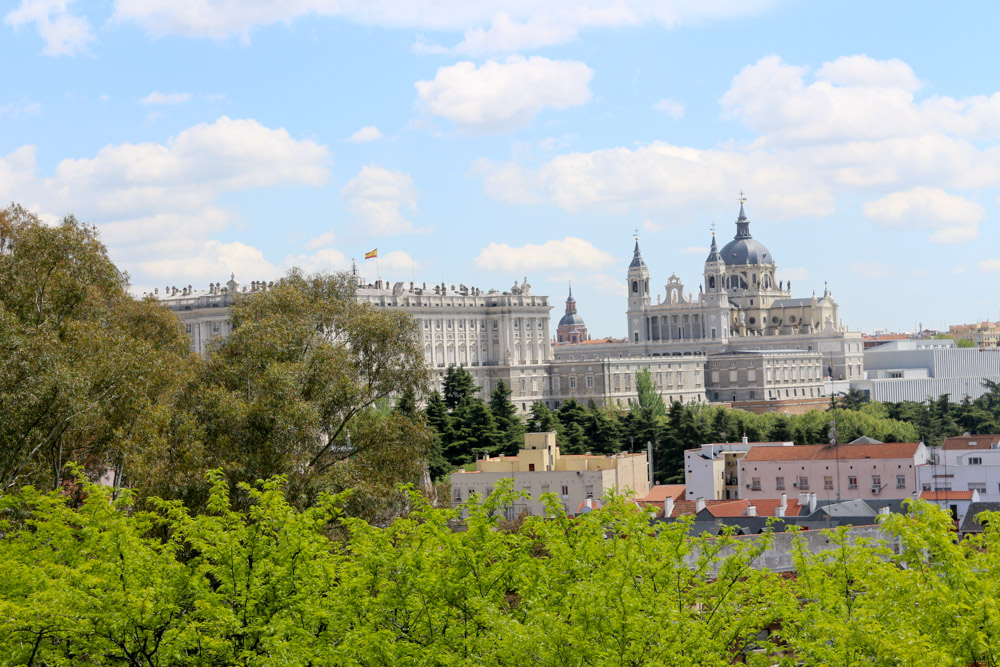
632;281;638;293
708;276;715;289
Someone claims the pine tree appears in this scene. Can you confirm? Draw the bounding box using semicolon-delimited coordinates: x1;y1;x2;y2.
443;365;477;410
489;380;524;455
526;401;560;434
557;398;589;453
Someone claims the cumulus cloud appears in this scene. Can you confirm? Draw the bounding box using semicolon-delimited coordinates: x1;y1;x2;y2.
341;165;424;235
142;91;192;105
5;0;94;56
979;258;1000;274
305;230;336;250
473;54;1000;247
111;1;774;49
0;116;330;289
474;237;616;273
862;187;984;244
348;125;382;143
475;141;833;220
654;98;685;119
415;56;593;133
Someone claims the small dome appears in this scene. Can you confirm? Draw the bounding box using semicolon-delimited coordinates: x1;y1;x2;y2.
559;312;586;327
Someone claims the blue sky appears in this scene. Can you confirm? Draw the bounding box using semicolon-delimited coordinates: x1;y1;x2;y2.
3;0;999;336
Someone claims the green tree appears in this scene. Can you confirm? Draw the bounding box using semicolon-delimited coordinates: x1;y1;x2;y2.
489;379;524;455
158;270;432;514
526;400;561;433
0;204;193;494
443;364;477;409
557;398;589;453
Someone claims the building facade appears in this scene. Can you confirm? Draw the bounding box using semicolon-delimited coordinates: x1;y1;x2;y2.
920;434;1000;501
158;197;865;413
449;432;649;517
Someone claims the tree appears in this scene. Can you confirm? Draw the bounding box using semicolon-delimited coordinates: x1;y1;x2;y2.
447;398;505;466
635;367;667;417
526;400;560;434
153;270;432;514
0;204;192;494
443;364;477;410
557;398;589;453
489;380;524;455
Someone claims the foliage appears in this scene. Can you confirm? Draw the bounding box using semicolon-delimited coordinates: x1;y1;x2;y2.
142;270;433;516
0;204;193;493
4;474;1000;664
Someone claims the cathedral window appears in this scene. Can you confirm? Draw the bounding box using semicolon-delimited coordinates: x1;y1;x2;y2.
709;276;715;289
632;281;638;293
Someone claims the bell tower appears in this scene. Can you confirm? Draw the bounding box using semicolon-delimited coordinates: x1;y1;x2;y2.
626;238;651;343
703;230;730;342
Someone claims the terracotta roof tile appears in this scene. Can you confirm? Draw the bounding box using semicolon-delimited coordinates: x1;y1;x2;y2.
942;435;1000;451
742;442;921;462
643;485;686;503
921;490;974;501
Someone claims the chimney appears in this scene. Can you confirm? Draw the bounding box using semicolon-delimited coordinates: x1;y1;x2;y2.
780;493;787;510
695;497;706;513
799;492;809;505
664;497;675;517
775;505;785;518
879;505;889;516
745;504;757;517
742;435;749;445
809;492;817;513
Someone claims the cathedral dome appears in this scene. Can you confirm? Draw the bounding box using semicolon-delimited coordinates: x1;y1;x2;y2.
719;201;775;267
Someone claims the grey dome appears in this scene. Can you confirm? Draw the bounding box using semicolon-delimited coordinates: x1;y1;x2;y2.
719;202;775;266
559;312;586;327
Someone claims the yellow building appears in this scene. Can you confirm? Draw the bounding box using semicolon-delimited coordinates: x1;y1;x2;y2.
450;432;650;517
949;322;1000;348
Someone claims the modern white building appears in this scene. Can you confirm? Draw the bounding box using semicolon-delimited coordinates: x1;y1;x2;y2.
683;439;794;501
852;339;1000;403
920;434;1000;501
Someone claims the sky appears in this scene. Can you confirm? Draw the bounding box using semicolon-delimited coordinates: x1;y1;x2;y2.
3;0;1000;337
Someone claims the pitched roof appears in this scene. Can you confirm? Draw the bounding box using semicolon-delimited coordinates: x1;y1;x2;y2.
643;485;686;503
703;498;804;518
942;435;1000;451
959;502;1000;533
921;490;974;501
742;442;921;462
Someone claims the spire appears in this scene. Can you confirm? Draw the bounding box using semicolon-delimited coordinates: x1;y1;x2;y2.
629;239;646;268
706;225;722;263
735;192;751;239
567;281;574;301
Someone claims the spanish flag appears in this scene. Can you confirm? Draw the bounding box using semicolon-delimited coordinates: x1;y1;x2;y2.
364;249;377;259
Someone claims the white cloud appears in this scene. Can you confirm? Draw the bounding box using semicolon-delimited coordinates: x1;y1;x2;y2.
777;267;809;282
5;0;94;56
473;54;1000;247
979;258;1000;274
305;230;336;250
862;187;984;244
348;125;382;143
341;165;424;235
415;56;593;133
476;141;833;220
142;91;192;105
654;98;684;120
283;247;350;275
816;55;921;92
111;1;775;49
0;117;330;289
680;246;708;254
952;266;967;275
379;250;421;271
0;100;41;118
474;237;616;273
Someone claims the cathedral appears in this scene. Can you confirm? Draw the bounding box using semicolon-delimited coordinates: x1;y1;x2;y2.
159;197;864;413
626;199;841;346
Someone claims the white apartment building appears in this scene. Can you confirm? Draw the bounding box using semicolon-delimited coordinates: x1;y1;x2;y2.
738;441;929;502
684;439;794;501
920;434;1000;501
